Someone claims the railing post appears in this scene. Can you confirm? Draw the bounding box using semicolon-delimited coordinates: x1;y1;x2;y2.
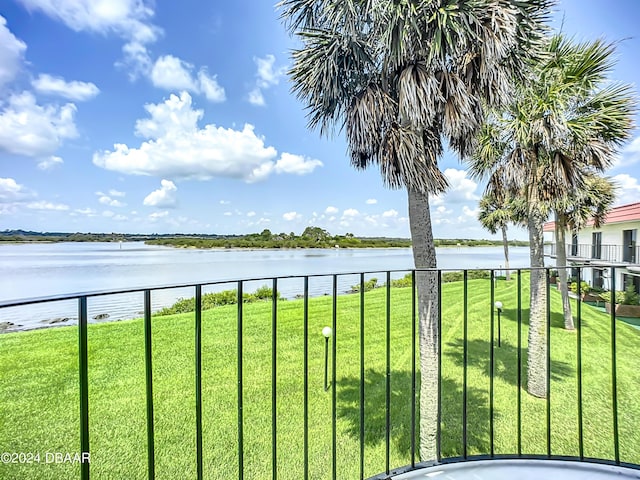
410;270;416;469
195;285;203;480
237;281;244;480
462;270;468;460
331;275;337;480
610;267;620;464
517;270;522;456
360;272;366;479
144;290;155;480
577;267;584;460
78;296;90;480
303;277;309;480
489;270;495;457
271;278;278;480
546;269;551;457
385;271;391;476
437;269;442;462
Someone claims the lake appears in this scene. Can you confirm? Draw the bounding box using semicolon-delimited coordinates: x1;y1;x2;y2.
0;242;530;332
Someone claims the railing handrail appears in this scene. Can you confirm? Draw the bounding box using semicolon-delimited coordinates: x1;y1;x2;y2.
0;266;549;309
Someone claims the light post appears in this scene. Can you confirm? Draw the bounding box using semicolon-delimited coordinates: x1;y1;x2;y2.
495;301;503;347
322;326;332;391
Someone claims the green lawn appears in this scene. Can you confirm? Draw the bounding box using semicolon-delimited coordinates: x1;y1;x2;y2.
1;276;639;479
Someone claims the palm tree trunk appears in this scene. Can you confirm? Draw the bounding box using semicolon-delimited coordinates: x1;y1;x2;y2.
501;225;511;281
408;187;439;461
555;213;574;330
527;209;548;398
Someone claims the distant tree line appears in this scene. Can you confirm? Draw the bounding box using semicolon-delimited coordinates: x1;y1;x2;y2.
0;227;529;248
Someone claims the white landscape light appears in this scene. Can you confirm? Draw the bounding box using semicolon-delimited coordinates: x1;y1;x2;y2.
495;301;503;311
322;326;332;391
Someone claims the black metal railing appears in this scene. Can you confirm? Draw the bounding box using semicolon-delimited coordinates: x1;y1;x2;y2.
545;243;640;263
0;267;639;480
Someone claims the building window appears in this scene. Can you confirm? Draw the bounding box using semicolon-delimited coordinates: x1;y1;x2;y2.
623;229;637;263
592;232;602;259
592;269;604;289
571;233;578;256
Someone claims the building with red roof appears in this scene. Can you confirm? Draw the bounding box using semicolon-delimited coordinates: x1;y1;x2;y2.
544;202;640;295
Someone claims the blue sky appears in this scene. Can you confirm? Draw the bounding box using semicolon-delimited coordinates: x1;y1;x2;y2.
0;0;639;238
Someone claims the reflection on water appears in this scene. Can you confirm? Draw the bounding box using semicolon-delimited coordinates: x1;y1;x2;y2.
0;242;530;332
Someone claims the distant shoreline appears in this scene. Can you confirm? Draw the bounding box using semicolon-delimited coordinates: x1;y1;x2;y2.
0;229;529;248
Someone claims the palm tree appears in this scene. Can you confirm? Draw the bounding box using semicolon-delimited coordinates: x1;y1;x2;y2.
468;35;635;398
553;175;616;330
279;0;551;459
478;191;518;281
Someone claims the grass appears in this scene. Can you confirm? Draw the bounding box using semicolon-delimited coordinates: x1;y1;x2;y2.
1;275;640;479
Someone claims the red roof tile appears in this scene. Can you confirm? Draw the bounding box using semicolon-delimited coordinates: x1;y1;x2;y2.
543;201;640;232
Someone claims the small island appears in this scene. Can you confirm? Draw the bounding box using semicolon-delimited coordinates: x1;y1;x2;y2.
145;227;529;249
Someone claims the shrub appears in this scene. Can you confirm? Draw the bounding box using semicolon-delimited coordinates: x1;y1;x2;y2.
390;273;413;288
623;282;640;305
598;280;639;306
350;278;378;293
600;290;623;305
157;284;279;315
442;270;491;283
570;281;590;295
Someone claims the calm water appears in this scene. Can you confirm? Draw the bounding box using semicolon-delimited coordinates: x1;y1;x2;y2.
0;242;530;331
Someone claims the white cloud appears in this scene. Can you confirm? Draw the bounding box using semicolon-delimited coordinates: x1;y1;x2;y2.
247;211;256;217
462;205;479;218
283;211;301;221
366;198;377;205
0;91;78;158
0;16;27;88
93;91;317;182
274;153;323;175
248;54;286;106
0;177;34;203
121;41;152;79
74;207;98;217
113;214;128;221
109;189;125;197
26;200;69;211
143;179;177;208
612;174;640;206
98;194;126;207
247;88;265;107
325;206;338;214
343;208;359;217
150;55;225;102
223;211;232;216
442;168;480;203
614;136;640;169
37;155;63;170
149;210;169;220
150;55;197;91
219;200;230;205
382;209;398;218
32;74;99;101
429;194;444;207
102;210;114;217
255;54;285;88
198;69;225;102
16;0;162;77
